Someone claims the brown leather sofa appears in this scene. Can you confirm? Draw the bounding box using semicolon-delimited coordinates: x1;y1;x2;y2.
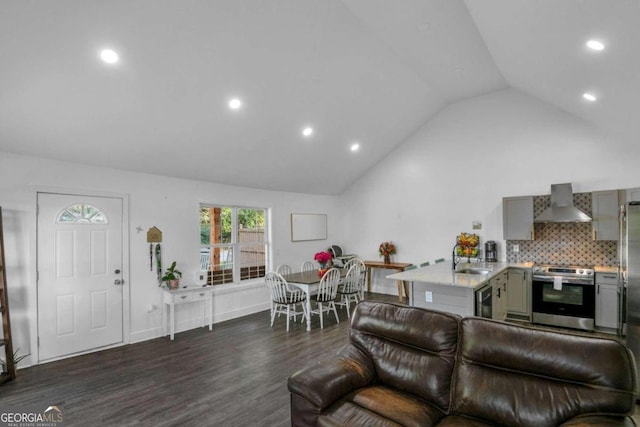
288;301;638;426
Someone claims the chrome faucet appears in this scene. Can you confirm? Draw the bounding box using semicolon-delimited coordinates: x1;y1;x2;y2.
452;244;459;270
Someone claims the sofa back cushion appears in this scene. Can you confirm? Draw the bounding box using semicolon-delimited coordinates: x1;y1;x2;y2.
350;301;460;411
452;317;638;427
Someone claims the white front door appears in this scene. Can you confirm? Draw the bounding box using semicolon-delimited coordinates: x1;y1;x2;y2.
37;193;124;361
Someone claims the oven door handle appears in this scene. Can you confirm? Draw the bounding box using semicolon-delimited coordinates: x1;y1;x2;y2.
532;276;594;286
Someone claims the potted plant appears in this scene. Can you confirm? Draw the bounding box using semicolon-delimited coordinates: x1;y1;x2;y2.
314;251;333;277
161;261;182;289
378;241;396;264
0;348;29;374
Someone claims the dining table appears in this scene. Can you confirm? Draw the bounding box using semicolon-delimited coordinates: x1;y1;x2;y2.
282;268;348;331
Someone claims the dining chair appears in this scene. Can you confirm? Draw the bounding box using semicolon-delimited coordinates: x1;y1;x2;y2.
342;258;357;270
276;264;294;276
420;261;430;267
336;263;362;318
435;258;445;264
265;272;306;332
310;268;341;329
300;261;315;273
343;258;366;299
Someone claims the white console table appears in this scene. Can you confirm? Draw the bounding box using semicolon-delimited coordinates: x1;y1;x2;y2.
162;286;214;340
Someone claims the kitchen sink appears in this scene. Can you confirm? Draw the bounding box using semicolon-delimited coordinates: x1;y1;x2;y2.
456;268;491;275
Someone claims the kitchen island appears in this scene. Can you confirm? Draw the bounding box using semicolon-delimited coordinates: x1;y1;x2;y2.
387;261;532;317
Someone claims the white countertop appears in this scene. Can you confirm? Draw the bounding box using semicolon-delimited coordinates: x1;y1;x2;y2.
387;260;533;290
594;266;619;274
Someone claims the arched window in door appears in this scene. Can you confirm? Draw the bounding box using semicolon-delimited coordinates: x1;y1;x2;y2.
56;204;108;224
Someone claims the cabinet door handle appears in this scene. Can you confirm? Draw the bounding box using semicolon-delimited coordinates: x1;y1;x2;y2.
181;295;187;299
597;285;600;294
199;293;205;296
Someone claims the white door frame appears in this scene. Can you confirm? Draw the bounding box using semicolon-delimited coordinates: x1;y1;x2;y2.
34;187;130;364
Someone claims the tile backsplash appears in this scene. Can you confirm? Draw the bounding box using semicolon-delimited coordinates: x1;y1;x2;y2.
506;192;618;266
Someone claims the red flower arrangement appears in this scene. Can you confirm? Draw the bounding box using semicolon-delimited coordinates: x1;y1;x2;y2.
314;251;332;268
378;241;396;257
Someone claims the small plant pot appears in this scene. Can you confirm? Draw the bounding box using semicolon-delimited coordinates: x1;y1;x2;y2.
168;279;180;289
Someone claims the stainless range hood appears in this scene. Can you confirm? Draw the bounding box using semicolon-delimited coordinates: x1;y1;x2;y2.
534;183;592;223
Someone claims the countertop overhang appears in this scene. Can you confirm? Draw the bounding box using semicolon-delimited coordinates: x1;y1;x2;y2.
387;261;533;290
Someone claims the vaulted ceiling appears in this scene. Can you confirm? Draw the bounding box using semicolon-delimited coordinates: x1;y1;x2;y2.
1;1;637;194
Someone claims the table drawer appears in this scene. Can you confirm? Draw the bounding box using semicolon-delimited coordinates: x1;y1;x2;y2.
596;272;619;285
165;290;210;304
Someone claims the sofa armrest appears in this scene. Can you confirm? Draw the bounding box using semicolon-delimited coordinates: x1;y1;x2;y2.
560;415;637;426
287;343;375;411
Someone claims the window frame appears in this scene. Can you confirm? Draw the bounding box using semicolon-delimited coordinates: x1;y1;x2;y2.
200;204;270;286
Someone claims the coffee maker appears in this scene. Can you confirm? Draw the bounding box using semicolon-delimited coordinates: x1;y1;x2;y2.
484;241;498;262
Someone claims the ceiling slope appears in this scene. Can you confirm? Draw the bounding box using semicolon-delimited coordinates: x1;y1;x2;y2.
465;0;640;145
0;1;634;194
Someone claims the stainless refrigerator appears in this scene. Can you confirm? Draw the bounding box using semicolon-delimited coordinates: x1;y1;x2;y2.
621;201;640;372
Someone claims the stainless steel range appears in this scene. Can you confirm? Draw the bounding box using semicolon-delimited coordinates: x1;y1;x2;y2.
531;264;596;331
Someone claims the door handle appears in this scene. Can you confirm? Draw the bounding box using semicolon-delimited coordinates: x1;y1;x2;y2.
114;279;123;285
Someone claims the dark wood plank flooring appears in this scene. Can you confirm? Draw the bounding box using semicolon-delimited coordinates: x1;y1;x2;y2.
0;293;399;427
1;292;638;426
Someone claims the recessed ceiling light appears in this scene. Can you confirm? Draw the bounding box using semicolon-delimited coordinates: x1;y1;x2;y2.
228;98;242;110
586;40;605;51
302;127;313;137
99;49;119;64
582;92;597;102
350;143;360;152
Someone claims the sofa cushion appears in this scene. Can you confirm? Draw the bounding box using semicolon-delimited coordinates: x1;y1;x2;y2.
349;302;460;412
320;385;445;427
451;317;638;427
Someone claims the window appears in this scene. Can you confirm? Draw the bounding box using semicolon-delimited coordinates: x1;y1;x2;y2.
56;204;107;224
200;205;267;285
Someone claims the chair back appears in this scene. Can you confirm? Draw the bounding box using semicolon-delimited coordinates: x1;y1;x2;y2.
301;261;315;272
345;258;366;290
316;268;340;302
341;264;361;294
265;272;290;304
200;249;211;270
276;264;293;276
342;258;356;270
329;245;343;258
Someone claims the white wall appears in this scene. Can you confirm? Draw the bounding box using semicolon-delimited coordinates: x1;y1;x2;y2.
5;87;640;365
341;88;640;293
0;152;342;366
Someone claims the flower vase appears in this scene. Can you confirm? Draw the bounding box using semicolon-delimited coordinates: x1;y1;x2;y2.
384;255;391;264
318;266;328;278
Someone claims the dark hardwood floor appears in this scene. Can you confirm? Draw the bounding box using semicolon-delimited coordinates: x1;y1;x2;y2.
0;293;399;427
1;292;638;426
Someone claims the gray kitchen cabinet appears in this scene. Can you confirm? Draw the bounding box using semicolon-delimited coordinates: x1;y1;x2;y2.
506;268;530;320
491;271;508;321
503;196;534;240
595;271;619;330
592;190;622;241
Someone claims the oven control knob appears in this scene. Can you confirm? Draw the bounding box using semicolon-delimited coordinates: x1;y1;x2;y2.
578;269;583;274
